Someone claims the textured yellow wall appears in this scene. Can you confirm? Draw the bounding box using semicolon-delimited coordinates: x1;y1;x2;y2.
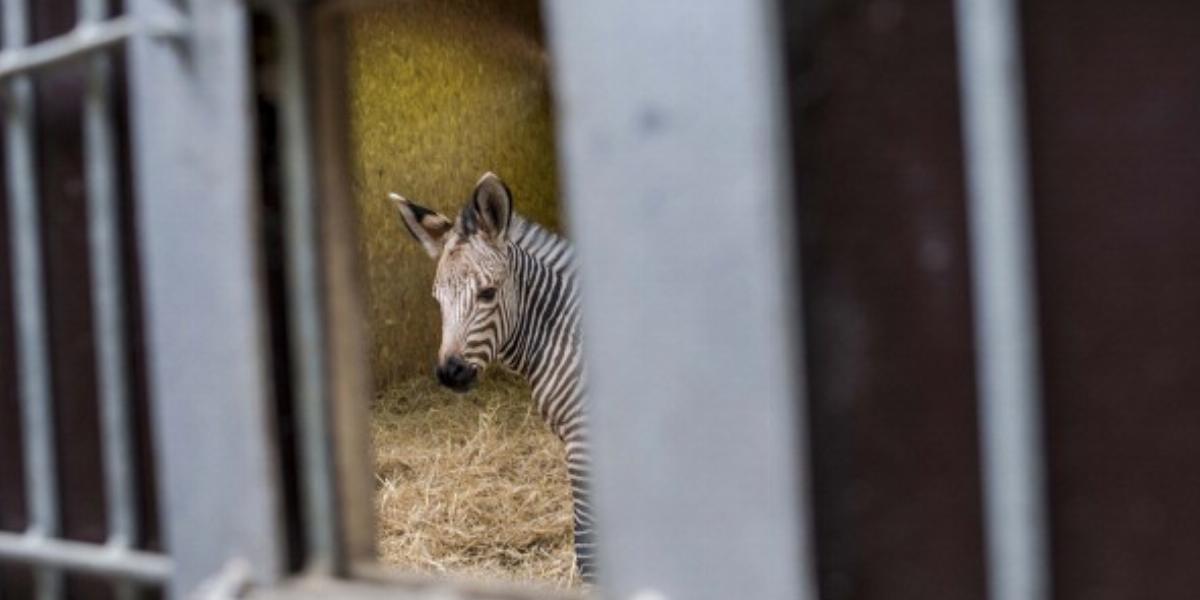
350;0;561;388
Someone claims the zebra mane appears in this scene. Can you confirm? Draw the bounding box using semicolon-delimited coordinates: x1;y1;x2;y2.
508;214;576;274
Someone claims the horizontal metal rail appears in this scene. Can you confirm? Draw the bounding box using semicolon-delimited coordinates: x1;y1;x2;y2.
0;14;183;81
0;533;172;584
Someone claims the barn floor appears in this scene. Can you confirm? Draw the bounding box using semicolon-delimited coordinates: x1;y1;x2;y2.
372;373;580;589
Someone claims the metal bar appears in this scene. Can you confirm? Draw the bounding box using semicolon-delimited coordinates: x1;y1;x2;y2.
0;16;139;81
4;0;62;597
79;1;141;599
544;1;816;599
0;532;171;584
80;0;139;553
268;0;342;574
953;0;1051;599
126;0;287;595
310;7;376;564
78;0;104;21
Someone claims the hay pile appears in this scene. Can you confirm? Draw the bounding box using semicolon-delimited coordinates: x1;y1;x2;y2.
373;374;580;589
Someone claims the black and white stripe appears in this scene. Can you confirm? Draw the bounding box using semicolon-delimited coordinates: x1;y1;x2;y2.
487;217;594;580
391;174;595;581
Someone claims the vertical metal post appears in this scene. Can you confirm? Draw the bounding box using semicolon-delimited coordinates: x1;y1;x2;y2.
953;0;1050;599
309;4;376;564
79;0;140;596
269;0;342;574
545;2;816;599
3;0;62;598
80;0;136;553
126;0;287;595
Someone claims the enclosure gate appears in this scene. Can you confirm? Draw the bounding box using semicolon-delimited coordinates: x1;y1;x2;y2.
0;0;179;593
0;0;310;596
0;0;1054;600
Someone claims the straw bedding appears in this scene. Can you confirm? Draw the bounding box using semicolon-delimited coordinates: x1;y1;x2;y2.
372;374;580;589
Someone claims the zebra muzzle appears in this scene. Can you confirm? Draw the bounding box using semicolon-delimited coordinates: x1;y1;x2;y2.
436;355;478;392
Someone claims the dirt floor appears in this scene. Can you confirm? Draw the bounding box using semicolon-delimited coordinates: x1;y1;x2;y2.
372;373;580;589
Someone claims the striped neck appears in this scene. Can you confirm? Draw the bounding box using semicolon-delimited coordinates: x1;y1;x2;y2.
497;216;581;387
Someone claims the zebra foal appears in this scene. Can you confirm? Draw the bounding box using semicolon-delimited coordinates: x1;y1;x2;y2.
389;172;595;581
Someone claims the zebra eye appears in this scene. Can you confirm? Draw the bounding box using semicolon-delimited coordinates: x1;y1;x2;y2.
477;287;497;302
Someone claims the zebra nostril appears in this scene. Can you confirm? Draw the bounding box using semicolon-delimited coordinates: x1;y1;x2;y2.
435;364;452;386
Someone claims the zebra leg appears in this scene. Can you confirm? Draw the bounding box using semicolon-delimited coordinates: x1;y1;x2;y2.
565;440;596;582
572;484;596;581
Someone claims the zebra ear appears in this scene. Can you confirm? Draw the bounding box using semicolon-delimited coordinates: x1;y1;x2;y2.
465;172;512;241
389;193;452;259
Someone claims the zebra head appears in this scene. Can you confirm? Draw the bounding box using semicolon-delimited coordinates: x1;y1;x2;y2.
389;172;515;393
